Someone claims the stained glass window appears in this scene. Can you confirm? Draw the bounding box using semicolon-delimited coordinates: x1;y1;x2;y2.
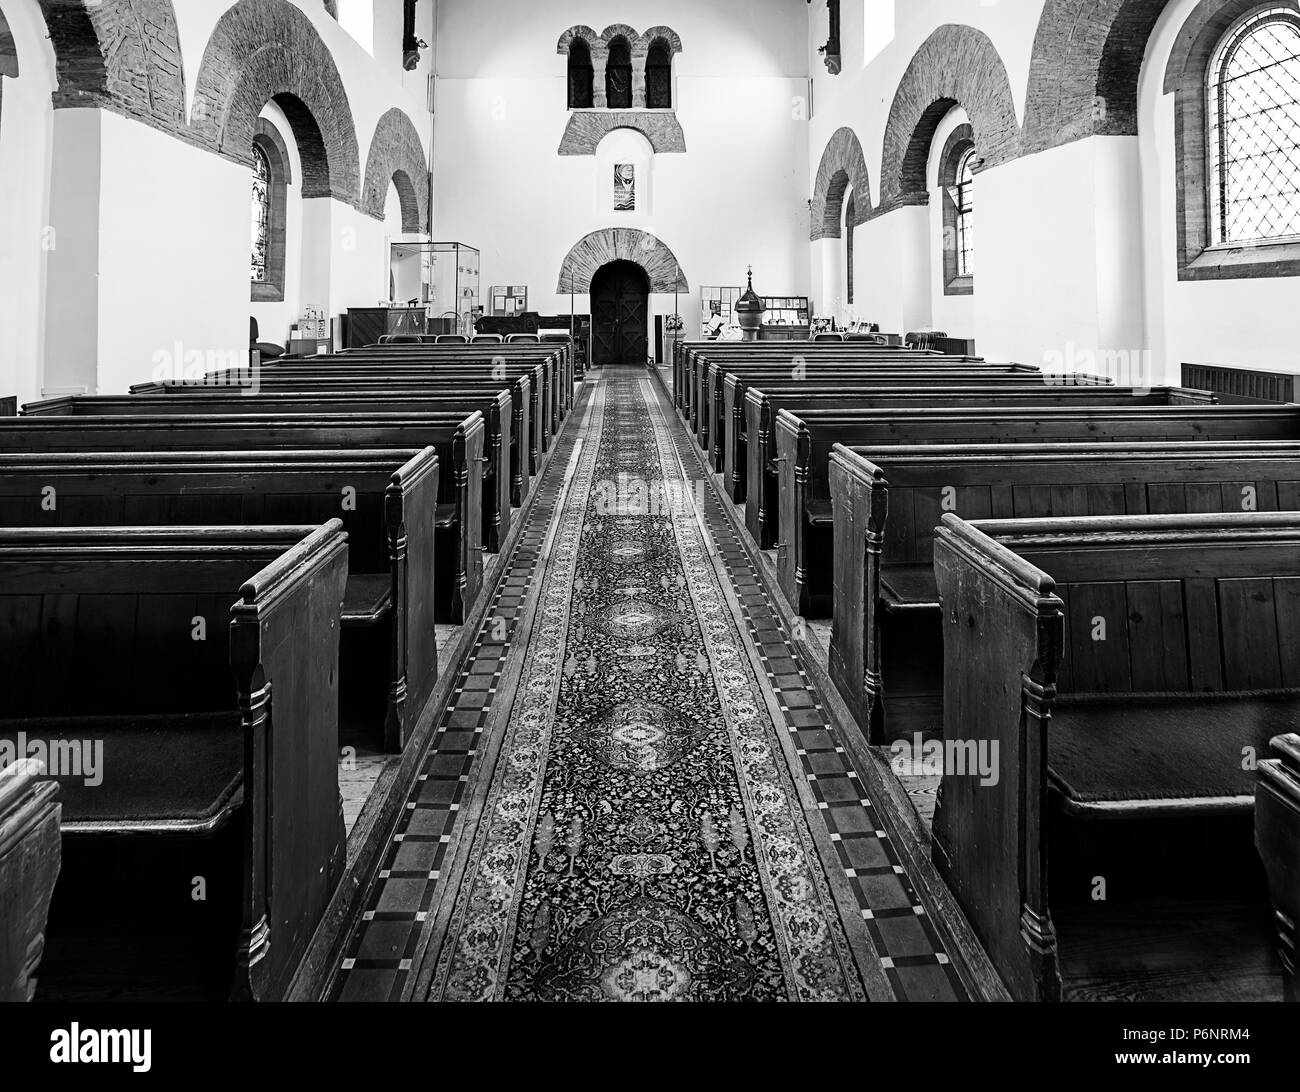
568;38;594;108
954;147;976;278
251;143;271;283
1209;9;1300;246
845;191;855;305
646;39;672;109
606;37;632;109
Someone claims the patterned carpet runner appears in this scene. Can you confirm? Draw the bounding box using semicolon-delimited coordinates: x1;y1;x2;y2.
411;371;884;1001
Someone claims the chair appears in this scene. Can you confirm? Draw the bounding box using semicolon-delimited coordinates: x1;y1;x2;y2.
847;333;887;344
471;334;504;345
250;317;285;360
812;332;845;342
436;334;468;344
506;333;541;344
379;335;422;345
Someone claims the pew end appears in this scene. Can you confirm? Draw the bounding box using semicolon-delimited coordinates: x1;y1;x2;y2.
1256;732;1300;1002
0;760;61;1002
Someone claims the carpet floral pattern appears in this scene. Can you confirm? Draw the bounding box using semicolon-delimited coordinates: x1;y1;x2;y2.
420;375;875;1001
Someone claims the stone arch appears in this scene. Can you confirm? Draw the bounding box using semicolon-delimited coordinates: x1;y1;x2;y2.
810;127;872;240
190;0;361;205
559;114;686;155
879;24;1020;212
1022;0;1176;154
35;0;186;129
362;108;429;232
556;228;689;294
638;26;684;55
556;25;600;54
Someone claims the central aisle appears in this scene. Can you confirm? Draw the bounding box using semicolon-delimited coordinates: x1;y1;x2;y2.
334;366;966;1002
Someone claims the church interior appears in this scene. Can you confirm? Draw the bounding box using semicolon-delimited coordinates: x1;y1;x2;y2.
2;0;1299;1008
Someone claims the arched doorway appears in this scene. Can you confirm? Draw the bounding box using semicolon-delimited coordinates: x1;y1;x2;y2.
590;260;649;365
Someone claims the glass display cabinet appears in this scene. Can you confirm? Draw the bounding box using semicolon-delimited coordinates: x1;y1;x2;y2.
389;241;481;335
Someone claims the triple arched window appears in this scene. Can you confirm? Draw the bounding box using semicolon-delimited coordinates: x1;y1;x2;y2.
561;28;681;111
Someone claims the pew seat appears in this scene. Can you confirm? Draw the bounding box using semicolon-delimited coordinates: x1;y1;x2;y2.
1048;693;1298;816
879;565;938;610
341;575;395;628
0;714;244;833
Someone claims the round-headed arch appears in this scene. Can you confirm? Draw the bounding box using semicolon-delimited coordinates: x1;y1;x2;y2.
879;24;1020;211
190;0;361;205
810;127;872;241
556;228;689;294
362;108;430;233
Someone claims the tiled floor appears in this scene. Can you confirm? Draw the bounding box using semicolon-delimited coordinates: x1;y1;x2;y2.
329;366;966;1002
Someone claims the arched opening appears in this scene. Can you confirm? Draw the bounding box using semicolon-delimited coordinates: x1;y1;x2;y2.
567;37;594;109
606;36;633;110
590;260;649;365
938;124;976;294
646;38;672;109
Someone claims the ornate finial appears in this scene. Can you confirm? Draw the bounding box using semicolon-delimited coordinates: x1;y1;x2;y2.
746;265;753;290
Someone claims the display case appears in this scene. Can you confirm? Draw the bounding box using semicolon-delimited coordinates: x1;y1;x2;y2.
489;285;528;316
761;295;810;341
389;241;481;335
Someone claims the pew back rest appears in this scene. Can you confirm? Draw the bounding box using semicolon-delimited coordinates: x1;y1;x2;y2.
853;443;1300;568
0;526;333;718
963;512;1300;696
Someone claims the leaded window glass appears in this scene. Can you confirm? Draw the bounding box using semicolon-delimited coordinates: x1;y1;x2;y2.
251;143;271;283
1209;9;1300;246
954;147;975;277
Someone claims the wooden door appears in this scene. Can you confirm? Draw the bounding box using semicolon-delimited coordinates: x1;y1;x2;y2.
591;261;649;366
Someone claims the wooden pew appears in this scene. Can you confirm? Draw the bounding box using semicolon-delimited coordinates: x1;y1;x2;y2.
0;413;485;623
139;370;537;505
694;354;1023;451
738;381;1207;530
1256;732;1300;1002
0;523;348;1001
829;441;1300;742
930;511;1300;1002
0;760;60;1001
29;392;512;557
773;403;1300;618
0;449;440;752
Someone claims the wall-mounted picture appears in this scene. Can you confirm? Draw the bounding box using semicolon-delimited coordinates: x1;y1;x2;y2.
614;163;635;211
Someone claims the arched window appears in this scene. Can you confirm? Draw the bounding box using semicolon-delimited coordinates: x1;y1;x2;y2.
250;127;289;302
939;129;976;295
568;38;594;109
845;190;856;305
646;38;672;108
606;36;632;109
953;147;976;277
251;144;271;284
1209;8;1300;247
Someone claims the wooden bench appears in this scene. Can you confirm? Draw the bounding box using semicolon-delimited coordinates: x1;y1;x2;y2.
0;523;348;1000
773;403;1300;618
1256;732;1300;1002
138;370;536;506
830;441;1300;742
0;449;440;752
0;760;60;1001
0;412;485;623
28;391;513;557
931;511;1300;1002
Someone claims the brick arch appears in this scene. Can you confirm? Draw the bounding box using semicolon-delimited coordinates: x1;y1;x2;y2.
35;0;186;129
558;113;687;155
556;25;600;54
879;24;1020;212
362;108;429;232
810;127;872;240
556;228;689;294
601;24;641;47
638;26;683;54
1022;0;1176;154
190;0;360;205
